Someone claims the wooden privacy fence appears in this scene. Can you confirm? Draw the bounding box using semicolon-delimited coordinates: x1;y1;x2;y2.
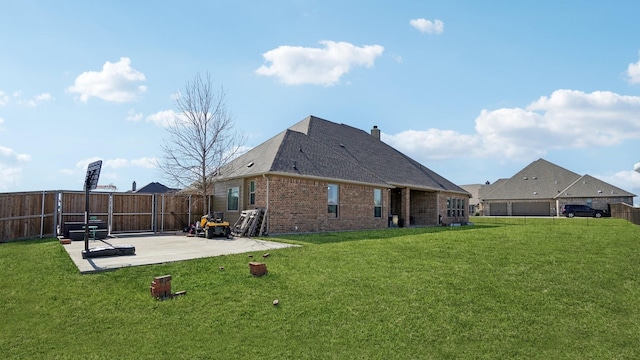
610;202;640;226
0;191;58;242
0;191;213;242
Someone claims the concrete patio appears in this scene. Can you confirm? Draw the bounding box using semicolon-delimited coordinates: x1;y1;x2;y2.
61;232;298;273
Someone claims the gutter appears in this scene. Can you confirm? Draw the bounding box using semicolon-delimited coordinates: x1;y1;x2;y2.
263;174;270;234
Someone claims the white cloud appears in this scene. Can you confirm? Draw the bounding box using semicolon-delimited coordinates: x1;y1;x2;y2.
75;156;157;170
146;110;178;127
594;170;640;205
74;157;102;171
596;170;640;190
21;93;53;107
0;91;9;106
0;146;31;190
131;157;158;169
0;146;31;162
383;129;479;160
127;109;144;122
0;165;23;191
256;40;384;86
105;158;130;169
384;89;640;161
67;57;147;102
409;18;444;34
627;54;640;85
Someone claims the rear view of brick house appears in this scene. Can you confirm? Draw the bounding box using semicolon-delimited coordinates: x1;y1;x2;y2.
209;115;470;234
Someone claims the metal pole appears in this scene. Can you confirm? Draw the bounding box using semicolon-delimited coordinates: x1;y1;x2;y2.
84;182;90;252
108;193;113;236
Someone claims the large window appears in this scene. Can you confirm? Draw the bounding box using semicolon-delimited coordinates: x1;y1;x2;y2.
447;197;466;217
227;187;239;211
249;181;255;205
328;184;339;218
374;188;382;218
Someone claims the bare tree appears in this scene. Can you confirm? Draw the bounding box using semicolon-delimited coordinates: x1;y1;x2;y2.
158;73;244;212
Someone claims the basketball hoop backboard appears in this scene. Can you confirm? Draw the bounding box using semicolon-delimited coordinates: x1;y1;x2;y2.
84;160;102;191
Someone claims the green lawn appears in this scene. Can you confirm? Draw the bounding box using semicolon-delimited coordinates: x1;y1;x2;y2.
1;217;639;359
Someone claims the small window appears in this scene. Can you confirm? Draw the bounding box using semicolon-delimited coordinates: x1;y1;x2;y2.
373;188;382;218
249;181;255;205
447;197;451;217
328;184;339;218
227;187;239;211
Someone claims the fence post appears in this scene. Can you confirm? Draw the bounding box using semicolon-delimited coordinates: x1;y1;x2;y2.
152;193;156;233
161;193;165;233
40;191;46;239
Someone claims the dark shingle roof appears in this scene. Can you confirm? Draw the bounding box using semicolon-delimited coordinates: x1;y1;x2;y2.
557;174;635;198
481;158;636;200
134;182;178;193
218;115;467;194
482;159;579;200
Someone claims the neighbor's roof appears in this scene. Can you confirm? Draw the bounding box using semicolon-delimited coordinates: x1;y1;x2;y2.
133;182;178;194
556;174;636;198
217;115;468;194
460;184;481;204
481;158;635;200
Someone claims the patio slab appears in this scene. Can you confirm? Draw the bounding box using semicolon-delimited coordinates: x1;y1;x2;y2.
61;233;298;273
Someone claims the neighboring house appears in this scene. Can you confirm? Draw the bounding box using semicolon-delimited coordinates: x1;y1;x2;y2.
478;158;635;216
210;115;470;234
460;183;484;215
130;181;179;194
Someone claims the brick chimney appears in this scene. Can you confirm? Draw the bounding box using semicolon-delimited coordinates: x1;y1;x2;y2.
371;125;380;140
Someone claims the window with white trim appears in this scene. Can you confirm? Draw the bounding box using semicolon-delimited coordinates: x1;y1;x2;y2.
227;187;239;211
249;181;255;205
374;188;382;218
328;184;339;218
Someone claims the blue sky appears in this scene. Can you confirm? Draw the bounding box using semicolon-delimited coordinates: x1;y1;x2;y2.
1;1;640;204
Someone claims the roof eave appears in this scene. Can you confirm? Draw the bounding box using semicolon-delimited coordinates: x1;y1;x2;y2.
215;171;393;189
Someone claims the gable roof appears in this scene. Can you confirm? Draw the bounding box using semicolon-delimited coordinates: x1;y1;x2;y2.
460;184;481;204
217;115;468;194
134;182;178;194
557;174;635;198
481;158;635;200
482;159;579;200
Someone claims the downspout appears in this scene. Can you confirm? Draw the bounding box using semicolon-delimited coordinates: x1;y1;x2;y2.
436;191;440;225
188;194;192;226
263;174;269;234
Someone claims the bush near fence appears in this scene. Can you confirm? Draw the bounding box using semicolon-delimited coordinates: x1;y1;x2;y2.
0;191;212;242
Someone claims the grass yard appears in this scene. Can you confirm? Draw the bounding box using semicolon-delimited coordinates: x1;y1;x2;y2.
1;217;639;359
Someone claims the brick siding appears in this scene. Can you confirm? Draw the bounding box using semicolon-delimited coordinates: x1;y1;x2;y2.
213;176;469;233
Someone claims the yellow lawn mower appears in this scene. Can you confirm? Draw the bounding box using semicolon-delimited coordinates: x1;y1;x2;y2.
196;212;231;239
